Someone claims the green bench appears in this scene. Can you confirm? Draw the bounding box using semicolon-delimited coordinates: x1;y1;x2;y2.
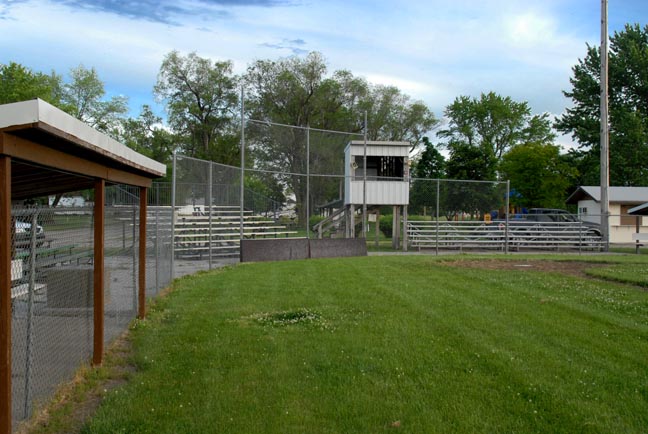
15;244;75;260
15;245;93;273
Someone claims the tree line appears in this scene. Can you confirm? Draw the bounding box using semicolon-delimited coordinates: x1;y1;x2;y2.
1;23;646;216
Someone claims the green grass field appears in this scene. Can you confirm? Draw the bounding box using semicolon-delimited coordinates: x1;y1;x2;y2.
77;255;648;433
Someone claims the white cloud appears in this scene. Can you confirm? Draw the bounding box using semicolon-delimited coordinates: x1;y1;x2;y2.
0;0;613;126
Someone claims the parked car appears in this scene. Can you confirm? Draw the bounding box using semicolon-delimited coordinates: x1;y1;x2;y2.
525;208;601;236
14;220;46;248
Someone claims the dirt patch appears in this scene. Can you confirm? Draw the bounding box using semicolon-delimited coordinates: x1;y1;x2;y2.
443;259;594;278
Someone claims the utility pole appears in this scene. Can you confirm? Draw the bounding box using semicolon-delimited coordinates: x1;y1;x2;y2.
240;87;245;241
600;0;610;251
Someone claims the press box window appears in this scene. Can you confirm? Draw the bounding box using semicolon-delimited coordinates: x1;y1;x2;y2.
354;156;404;180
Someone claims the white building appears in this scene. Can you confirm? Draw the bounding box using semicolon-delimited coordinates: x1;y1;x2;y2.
566;186;648;243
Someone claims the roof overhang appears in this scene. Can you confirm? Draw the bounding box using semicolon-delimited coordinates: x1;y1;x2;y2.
565;186;594;204
566;186;648;206
0;99;166;200
629;203;648;215
344;140;411;157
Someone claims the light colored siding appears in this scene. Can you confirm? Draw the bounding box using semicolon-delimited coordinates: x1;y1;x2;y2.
578;199;600;224
348;144;409;157
578;199;648;242
348;181;409;205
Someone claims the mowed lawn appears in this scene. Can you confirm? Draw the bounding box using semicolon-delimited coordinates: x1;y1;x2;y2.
83;256;648;433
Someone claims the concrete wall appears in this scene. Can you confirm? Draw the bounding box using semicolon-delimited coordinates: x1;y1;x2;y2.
309;238;367;259
240;238;367;262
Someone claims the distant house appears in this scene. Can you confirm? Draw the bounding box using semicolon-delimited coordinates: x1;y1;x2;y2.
566;186;648;243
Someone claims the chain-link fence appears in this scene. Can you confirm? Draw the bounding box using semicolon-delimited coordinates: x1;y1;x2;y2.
171;119;517;262
10;185;173;427
171;117;613;258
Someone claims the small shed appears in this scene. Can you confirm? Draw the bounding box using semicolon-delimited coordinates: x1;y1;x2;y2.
0;99;165;431
566;186;648;243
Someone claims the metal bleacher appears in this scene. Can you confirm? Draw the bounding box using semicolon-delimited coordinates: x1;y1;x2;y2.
173;206;297;258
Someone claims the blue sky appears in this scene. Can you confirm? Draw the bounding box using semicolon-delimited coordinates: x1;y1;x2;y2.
1;0;647;148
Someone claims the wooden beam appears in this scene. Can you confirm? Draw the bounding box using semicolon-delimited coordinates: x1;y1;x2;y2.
138;187;147;319
93;179;105;366
0;155;11;433
0;133;153;188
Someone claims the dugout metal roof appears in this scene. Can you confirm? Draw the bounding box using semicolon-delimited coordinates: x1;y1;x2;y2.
0;98;165;200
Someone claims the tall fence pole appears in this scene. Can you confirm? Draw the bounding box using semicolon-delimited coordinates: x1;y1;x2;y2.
436;179;440;256
306;125;310;239
171;152;176;281
240;87;245;242
23;209;39;418
132;207;137;313
138;187;147;319
208;162;213;269
505;180;510;254
600;0;610;251
155;209;159;293
362;111;368;238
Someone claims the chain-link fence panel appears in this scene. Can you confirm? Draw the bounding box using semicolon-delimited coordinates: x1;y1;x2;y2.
309;173;347;239
150;182;172;207
173;155;212;274
437;179;509;221
407;179;509;251
246;121;361;237
11;205;94;424
104;199;139;346
146;206;173;298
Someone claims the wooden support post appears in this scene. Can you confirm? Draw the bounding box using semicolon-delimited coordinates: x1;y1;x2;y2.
138;187;147;319
403;205;408;252
375;209;380;247
0;155;11;433
636;215;641;255
93;179;105;366
392;206;400;249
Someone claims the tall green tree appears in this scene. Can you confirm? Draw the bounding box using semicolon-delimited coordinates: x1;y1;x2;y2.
245;52;346;222
555;23;648;186
411;137;445;179
245;51;438;222
442;141;498;219
409;137;445;215
0;62;63;105
439;92;555;161
362;85;438;151
119;105;175;179
499;142;578;209
154;51;239;164
62;64;128;133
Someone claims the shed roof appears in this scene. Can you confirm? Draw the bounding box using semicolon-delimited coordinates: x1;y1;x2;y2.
565;186;648;205
0;99;166;200
344;140;410;156
628;203;648;215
